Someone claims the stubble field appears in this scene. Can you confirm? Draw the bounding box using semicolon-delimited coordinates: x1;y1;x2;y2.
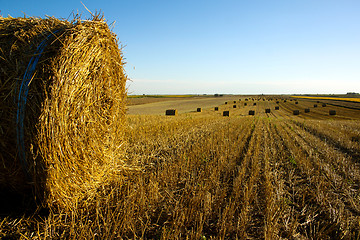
1;95;360;239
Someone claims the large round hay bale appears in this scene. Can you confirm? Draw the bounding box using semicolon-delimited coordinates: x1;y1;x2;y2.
265;109;270;113
214;107;219;111
223;111;229;116
275;106;279;110
329;110;336;115
293;110;300;115
305;108;310;113
249;110;255;115
197;108;202;112
233;105;237;108
0;16;127;209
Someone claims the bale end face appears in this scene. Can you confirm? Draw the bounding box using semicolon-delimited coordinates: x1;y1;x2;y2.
0;16;128;210
223;111;230;116
329;110;336;115
166;109;178;116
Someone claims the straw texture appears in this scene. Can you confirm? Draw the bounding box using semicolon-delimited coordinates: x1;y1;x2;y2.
0;15;127;209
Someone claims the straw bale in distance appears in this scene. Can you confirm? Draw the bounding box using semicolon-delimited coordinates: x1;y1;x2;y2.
322;104;327;107
197;108;202;112
275;106;279;110
233;101;236;103
253;103;257;106
293;110;300;115
249;110;255;115
0;15;127;209
214;107;219;111
223;111;229;116
329;110;336;115
166;109;178;116
265;109;270;113
295;101;298;104
244;103;247;106
305;108;310;113
314;104;318;108
233;105;237;108
225;101;228;104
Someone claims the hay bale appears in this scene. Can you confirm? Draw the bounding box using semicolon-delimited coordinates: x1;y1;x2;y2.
197;108;202;112
166;109;178;115
314;104;318;108
214;107;219;111
305;108;310;113
265;109;270;113
223;111;229;116
276;101;279;104
249;110;255;115
0;16;127;209
244;103;247;106
293;110;300;115
275;106;279;110
253;103;257;106
329;110;336;115
233;105;237;108
295;101;298;104
233;100;236;103
322;104;327;107
225;101;228;104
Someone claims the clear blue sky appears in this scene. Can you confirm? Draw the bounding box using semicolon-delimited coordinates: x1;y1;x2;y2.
2;0;360;94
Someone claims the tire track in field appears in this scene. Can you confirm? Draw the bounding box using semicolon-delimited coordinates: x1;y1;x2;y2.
283;121;360;217
291;120;360;163
279;121;360;238
272;121;345;239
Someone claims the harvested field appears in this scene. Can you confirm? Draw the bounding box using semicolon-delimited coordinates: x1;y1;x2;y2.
1;95;360;239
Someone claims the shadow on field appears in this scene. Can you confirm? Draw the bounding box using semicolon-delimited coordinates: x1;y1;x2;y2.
0;188;48;217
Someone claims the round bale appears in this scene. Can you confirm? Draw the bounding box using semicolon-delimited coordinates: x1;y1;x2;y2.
249;110;255;115
329;110;336;115
0;16;127;209
223;111;230;116
166;109;178;116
